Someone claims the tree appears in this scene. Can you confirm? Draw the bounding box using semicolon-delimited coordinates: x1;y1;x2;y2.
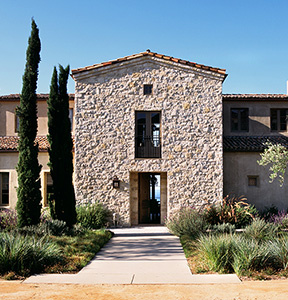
16;19;42;227
47;65;76;227
258;142;288;186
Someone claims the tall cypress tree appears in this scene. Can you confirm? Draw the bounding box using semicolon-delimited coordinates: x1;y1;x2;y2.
16;19;42;227
47;65;76;227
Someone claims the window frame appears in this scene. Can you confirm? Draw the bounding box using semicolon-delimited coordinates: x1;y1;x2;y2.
15;111;20;133
135;111;161;158
270;109;287;132
44;172;53;207
230;108;249;132
0;172;9;206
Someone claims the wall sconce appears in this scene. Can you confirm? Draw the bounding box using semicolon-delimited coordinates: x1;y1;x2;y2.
112;176;120;188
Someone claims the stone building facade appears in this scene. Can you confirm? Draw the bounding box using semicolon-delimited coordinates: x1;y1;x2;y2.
71;51;226;226
2;51;288;225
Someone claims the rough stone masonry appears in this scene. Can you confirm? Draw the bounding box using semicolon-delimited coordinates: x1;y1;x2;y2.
72;55;226;226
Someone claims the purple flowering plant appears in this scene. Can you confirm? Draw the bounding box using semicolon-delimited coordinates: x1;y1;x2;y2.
0;209;17;230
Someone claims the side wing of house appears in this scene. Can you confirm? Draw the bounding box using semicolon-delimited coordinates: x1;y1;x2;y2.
0;94;75;209
223;94;288;211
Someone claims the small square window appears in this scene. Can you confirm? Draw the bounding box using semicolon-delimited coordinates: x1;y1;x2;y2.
144;84;153;95
248;176;258;187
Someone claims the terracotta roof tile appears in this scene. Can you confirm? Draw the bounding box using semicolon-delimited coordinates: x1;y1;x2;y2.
224;136;288;152
0;94;75;101
0;136;75;152
223;94;288;101
71;50;227;77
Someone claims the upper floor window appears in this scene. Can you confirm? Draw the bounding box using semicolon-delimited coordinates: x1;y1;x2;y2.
135;111;161;158
231;108;249;132
271;109;287;131
0;172;9;205
15;112;20;133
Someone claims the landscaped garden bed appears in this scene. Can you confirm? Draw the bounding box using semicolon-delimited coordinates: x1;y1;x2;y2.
166;195;288;280
0;203;112;280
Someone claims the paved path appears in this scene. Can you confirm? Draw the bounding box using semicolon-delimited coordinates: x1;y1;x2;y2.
24;226;240;284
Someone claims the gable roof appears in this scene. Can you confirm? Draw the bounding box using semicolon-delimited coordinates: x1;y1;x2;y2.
71;50;227;77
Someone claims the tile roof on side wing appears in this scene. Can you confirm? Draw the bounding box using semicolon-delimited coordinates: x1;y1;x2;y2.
0;136;75;152
71;49;227;76
224;136;288;152
223;94;288;101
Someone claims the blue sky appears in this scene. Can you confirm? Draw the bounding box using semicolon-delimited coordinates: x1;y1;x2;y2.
1;0;288;95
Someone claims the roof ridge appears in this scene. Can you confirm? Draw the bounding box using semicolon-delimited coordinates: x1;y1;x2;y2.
71;50;226;76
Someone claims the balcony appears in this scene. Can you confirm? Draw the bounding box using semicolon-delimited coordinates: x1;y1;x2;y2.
135;136;161;158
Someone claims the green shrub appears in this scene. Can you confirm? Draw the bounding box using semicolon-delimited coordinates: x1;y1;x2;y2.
260;205;279;221
15;219;86;237
244;218;279;242
0;232;62;276
197;234;234;273
165;206;207;239
205;195;257;228
76;203;109;229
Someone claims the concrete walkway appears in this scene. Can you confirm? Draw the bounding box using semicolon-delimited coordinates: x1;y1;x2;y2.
24;226;240;284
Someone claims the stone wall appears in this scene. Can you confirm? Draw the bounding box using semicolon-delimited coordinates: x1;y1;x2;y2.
73;56;225;226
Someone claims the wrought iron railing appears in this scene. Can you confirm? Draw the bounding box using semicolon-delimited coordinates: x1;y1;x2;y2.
135;136;161;158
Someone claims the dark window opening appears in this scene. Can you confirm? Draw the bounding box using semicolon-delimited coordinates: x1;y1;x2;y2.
45;173;53;207
144;84;153;95
271;109;287;131
0;172;9;205
248;176;258;187
231;108;249;132
135;111;161;158
15;113;19;133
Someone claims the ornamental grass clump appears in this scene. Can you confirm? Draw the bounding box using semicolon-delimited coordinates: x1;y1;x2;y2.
0;232;62;276
165;206;207;239
76;202;109;229
244;218;279;242
205;195;257;228
231;235;269;276
197;234;234;273
268;234;288;270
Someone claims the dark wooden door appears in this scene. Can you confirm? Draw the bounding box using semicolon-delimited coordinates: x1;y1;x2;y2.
138;173;150;223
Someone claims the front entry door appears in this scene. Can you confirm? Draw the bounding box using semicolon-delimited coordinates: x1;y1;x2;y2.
138;173;160;224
